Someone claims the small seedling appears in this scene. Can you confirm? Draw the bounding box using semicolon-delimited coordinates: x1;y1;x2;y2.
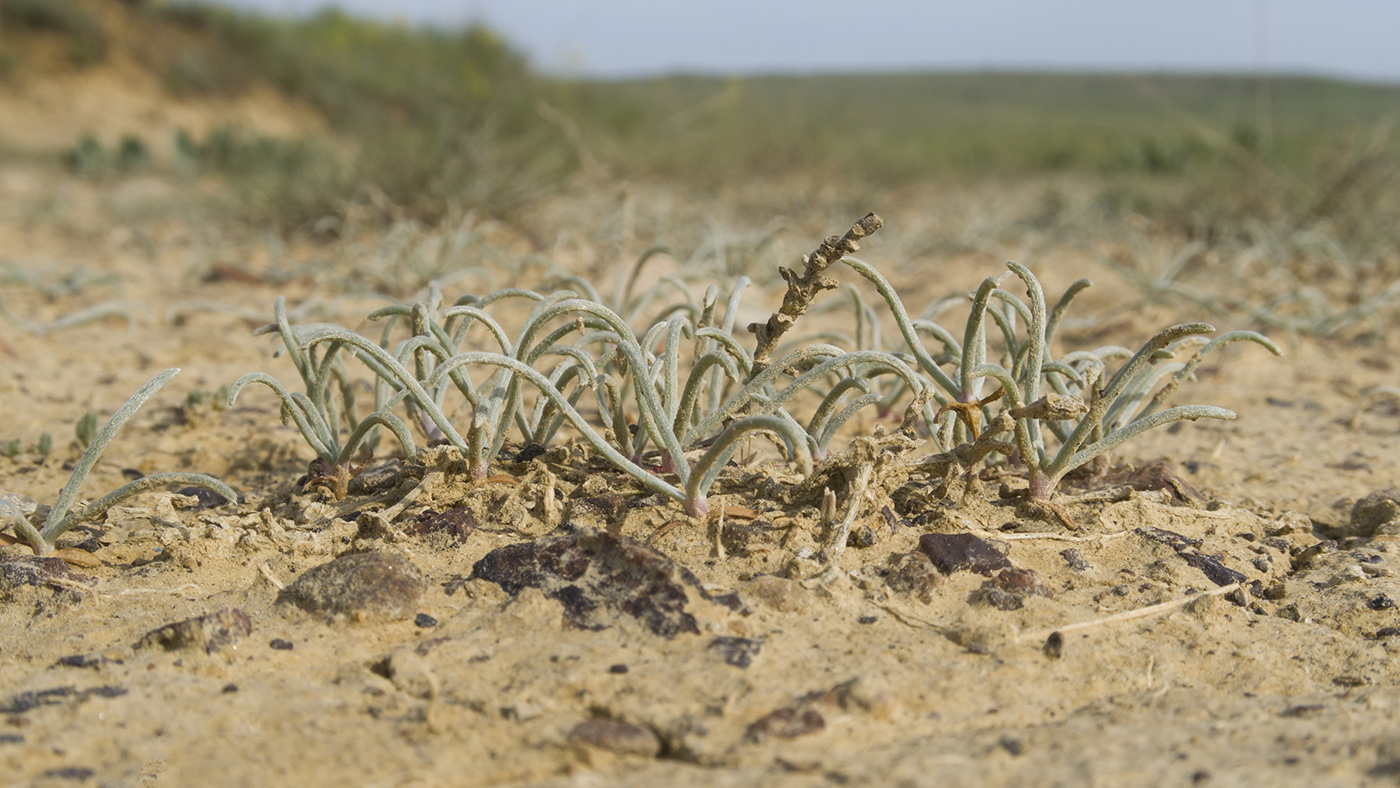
75;411;97;448
3;369;237;556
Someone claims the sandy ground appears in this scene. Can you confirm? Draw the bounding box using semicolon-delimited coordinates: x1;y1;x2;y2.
2;163;1400;788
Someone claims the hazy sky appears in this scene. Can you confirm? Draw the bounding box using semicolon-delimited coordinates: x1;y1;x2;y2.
219;1;1400;83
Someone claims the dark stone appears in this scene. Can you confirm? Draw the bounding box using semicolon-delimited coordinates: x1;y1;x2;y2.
472;524;727;638
566;494;628;523
1101;461;1204;505
414;613;438;628
1060;548;1091;572
176;486;232;508
0;555;93;597
1263;582;1287;600
1181;552;1247;587
269;639;294;651
406;507;476;545
721;521;766;554
885;552;940;603
1367;595;1395;611
1376;627;1400;638
858;615;878;624
0;687;75;714
1044;632;1063;659
994;567;1053;598
0;685;126;714
1000;736;1024;756
1277;603;1303;622
513;443;548;463
568;718;661;757
53;655;104;670
707;591;748;614
1292;540;1338;571
880;505;904;533
708;636;762;668
0;734;23;744
221;684;238;694
348;460;404;496
278;551;424;623
135;608;252;654
918;533;1011;576
1137;527;1245;587
747;707;825;742
981;587;1023;611
608;664;629;674
847;525;877;548
1137;527;1203;551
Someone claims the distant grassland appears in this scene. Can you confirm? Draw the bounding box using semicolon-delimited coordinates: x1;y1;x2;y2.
13;1;1400;243
566;71;1400;180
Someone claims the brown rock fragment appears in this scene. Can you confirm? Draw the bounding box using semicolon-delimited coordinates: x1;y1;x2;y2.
136;608;252;654
884;552;940;603
278;550;424;623
746;707;825;742
918;533;1011;575
472;524;727;638
994;567;1053;598
1347;489;1400;539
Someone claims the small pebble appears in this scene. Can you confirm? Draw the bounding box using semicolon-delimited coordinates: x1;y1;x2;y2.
414;613;438;628
1367;595;1395;611
608;664;629;674
221;684;238;694
269;639;294;651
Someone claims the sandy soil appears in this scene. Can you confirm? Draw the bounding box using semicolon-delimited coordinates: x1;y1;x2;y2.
2;162;1400;788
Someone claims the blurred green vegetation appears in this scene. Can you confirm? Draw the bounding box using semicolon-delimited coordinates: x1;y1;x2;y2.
13;1;1399;253
0;0;110;65
559;72;1400;246
143;1;572;228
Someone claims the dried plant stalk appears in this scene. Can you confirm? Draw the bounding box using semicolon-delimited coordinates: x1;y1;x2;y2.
748;212;883;378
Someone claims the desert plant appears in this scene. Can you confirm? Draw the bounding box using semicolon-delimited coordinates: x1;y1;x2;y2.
827;245;1278;499
948;263;1279;498
228;297;418;499
300;303;836;517
3;369;237;556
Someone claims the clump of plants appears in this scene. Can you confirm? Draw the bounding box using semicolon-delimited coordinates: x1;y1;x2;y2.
226;213;1276;517
4;214;1279;559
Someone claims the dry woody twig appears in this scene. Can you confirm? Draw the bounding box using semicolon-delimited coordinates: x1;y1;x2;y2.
748;212;883;378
